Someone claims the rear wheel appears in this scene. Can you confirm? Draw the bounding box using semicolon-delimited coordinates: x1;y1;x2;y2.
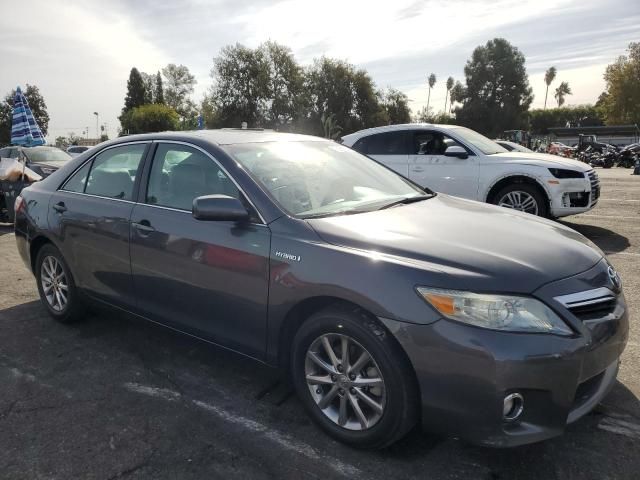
291;305;418;449
35;244;85;323
493;183;548;217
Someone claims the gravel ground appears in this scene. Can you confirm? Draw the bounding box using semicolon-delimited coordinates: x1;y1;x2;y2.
0;167;638;480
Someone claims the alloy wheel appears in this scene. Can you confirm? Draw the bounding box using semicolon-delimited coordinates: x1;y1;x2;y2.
498;190;539;215
305;333;386;431
40;256;68;312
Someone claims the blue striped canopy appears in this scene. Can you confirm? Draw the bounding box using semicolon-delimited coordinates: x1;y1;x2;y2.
11;86;45;146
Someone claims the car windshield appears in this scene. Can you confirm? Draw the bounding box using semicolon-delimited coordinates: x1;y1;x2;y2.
226;141;427;218
23;147;72;166
450;127;508;155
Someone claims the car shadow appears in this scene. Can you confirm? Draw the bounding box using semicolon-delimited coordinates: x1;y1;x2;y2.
560;220;631;254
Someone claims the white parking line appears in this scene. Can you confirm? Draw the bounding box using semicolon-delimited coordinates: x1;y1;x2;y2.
124;383;362;478
598;413;640;440
605;251;640;257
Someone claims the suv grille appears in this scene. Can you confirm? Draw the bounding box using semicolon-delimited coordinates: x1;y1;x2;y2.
587;170;600;206
554;287;617;322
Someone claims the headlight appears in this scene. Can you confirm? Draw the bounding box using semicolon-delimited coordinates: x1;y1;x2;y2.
548;168;584;179
417;287;572;335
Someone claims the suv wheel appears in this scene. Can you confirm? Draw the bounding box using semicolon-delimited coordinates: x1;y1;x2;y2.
35;244;85;323
494;183;548;217
291;305;418;449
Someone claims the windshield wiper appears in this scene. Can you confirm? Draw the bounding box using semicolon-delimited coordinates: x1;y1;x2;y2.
376;194;435;210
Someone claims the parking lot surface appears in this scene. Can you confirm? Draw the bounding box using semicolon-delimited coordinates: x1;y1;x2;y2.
1;168;638;480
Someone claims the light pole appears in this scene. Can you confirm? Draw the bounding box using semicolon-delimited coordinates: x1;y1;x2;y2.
93;112;99;141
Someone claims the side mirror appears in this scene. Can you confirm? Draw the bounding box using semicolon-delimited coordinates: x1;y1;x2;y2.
444;146;468;159
192;195;249;222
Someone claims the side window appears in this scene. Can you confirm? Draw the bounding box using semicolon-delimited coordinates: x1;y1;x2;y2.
360;132;408;155
412;131;466;155
0;148;9;158
62;161;91;193
146;144;240;211
85;144;146;200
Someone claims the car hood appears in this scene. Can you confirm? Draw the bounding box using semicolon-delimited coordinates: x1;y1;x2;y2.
488;152;591;171
307;195;602;293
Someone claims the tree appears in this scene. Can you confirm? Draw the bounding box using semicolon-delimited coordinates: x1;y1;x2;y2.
449;81;465;113
155;71;164;105
544;66;557;109
455;38;533;136
554;81;572;107
381;88;411;124
528;105;603;134
122;68;147;113
444;76;454;113
305;57;385;135
261;41;306;128
162;64;197;118
140;72;156;104
414;106;433;123
208;43;270;128
0;84;50;144
119;104;179;134
426;73;436;115
599;42;640;125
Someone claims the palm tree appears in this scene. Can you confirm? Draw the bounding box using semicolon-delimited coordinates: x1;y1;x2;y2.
444;76;454;113
426;73;436;115
544;66;557;109
449;81;465;114
554;81;572;107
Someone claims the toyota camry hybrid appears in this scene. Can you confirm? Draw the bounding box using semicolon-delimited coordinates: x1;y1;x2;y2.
14;130;628;448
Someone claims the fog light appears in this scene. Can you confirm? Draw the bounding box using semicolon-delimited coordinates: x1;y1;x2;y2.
503;393;524;421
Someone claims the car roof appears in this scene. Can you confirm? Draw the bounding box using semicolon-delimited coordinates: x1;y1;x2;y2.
341;123;461;142
108;129;327;146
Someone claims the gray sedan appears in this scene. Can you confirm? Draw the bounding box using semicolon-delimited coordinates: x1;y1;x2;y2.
13;130;628;448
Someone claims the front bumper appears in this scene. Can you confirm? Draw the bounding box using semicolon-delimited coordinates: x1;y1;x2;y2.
382;262;628;447
548;170;600;217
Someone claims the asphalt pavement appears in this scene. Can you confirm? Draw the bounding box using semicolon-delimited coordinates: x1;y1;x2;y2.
0;167;638;479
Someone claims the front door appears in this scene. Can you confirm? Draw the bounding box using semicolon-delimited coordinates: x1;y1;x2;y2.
48;143;149;307
408;130;480;199
129;142;270;358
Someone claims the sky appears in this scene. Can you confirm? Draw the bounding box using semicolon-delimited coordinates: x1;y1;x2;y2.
1;0;638;141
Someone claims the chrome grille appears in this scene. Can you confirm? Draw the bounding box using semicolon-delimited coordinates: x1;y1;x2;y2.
555;287;616;321
587;170;600;206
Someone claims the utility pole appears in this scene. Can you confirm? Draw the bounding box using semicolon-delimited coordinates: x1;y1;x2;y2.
93;112;99;140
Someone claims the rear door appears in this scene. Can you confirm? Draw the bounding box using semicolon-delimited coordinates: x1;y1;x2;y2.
48;142;149;308
129;142;271;358
408;130;480;199
352;131;410;177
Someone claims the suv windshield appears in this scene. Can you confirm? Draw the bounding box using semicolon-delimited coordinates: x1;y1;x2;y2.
23;147;72;165
226;141;427;218
450;127;508;155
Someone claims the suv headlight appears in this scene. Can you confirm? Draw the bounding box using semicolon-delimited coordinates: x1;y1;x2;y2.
548;168;584;179
417;287;572;335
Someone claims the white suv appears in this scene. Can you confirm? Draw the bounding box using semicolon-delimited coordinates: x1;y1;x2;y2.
341;124;599;218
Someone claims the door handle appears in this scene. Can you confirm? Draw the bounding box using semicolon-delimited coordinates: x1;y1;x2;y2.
132;220;155;234
52;201;67;213
412;167;425;172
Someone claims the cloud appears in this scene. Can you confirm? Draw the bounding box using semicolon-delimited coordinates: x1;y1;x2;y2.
0;0;638;140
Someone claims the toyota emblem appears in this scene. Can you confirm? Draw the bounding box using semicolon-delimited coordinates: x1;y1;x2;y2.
608;266;621;291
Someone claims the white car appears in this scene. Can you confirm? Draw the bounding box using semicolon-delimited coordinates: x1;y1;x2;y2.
341;124;599;218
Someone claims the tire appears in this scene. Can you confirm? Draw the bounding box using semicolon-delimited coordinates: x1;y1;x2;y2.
35;244;85;323
493;183;548;217
290;305;418;449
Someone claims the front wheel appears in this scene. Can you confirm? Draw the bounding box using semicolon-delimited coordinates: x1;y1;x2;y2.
291;306;418;449
493;183;548;217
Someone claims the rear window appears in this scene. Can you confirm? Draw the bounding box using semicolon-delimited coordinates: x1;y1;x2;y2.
353;131;408;155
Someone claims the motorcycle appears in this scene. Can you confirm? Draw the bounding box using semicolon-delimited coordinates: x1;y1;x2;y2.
616;143;640;168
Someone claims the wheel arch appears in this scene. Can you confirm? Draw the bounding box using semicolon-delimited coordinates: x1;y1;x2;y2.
485;174;551;206
29;234;54;274
276;296;420;396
